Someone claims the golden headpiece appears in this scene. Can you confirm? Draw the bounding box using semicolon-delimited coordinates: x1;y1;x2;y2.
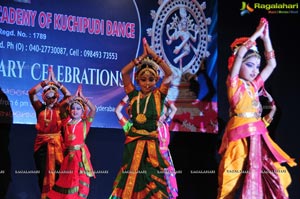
135;57;159;81
69;96;85;111
67;85;87;118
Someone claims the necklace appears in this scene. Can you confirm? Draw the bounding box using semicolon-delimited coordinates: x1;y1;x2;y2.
44;107;53;127
136;92;151;124
242;80;259;108
67;119;81;141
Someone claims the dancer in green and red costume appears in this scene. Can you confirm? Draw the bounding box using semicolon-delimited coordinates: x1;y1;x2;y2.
114;95;179;199
109;37;173;199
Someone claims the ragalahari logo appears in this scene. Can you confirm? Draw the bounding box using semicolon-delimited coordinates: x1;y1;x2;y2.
240;2;254;16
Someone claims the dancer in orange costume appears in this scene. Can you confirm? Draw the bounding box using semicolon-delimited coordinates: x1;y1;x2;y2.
29;66;71;199
217;18;297;199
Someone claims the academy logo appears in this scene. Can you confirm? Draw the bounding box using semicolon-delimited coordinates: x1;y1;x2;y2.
240;1;298;15
240;1;254;16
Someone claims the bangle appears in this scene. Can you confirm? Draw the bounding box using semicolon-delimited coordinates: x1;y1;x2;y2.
119;116;128;126
269;100;275;107
41;80;47;88
119;100;126;106
166;116;171;123
264;115;273;124
264;50;275;60
67;96;72;104
243;39;256;50
262;117;270;127
154;56;163;64
58;83;62;89
157;58;163;64
132;58;140;65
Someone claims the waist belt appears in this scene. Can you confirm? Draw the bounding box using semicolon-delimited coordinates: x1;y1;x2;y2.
232;112;261;119
66;144;84;151
131;127;157;136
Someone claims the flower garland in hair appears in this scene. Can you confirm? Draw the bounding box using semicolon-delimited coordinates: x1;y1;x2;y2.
227;37;259;71
140;57;159;71
230;37;252;52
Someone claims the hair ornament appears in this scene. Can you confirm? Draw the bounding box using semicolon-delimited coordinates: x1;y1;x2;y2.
227;37;260;71
43;81;58;92
69;96;85;110
135;57;160;80
230;37;258;55
67;85;87;118
137;57;159;71
42;81;60;101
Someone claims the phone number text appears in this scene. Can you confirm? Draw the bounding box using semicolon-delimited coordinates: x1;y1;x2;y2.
26;44;118;60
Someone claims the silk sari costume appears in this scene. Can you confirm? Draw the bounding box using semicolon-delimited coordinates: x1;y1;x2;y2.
47;116;95;199
157;121;178;199
32;102;64;199
217;75;297;199
116;120;178;199
109;82;170;199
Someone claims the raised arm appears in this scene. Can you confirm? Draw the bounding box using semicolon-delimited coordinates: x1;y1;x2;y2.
258;19;276;82
160;100;177;123
115;95;129;120
230;18;269;78
78;85;96;119
167;101;177;121
143;38;173;85
115;95;130;126
261;89;276;127
28;67;51;107
28;79;49;105
121;40;148;90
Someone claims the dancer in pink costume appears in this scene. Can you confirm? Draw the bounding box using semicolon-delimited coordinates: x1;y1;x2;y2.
158;99;178;199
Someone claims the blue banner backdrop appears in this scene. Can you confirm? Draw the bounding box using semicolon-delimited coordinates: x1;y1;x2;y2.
0;0;218;132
